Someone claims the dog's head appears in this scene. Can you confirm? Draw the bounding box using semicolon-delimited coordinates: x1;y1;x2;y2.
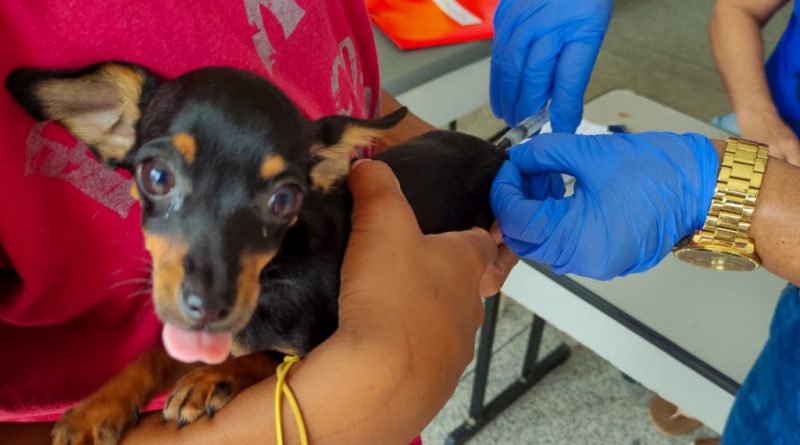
6;62;405;360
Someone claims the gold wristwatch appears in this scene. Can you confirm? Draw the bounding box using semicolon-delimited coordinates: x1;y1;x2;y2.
672;137;769;271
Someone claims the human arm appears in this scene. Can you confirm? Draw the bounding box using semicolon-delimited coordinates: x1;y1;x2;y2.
710;0;800;164
377;90;436;151
491;132;800;285
490;0;613;131
748;145;800;282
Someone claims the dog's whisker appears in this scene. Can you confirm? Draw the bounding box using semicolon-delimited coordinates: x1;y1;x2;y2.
123;288;153;300
110;277;153;285
130;255;153;265
108;277;153;291
134;300;155;324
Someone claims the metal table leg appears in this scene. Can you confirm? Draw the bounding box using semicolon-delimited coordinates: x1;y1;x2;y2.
445;295;571;445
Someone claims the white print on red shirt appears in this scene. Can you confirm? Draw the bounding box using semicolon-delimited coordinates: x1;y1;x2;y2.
25;122;134;218
244;0;306;74
246;0;371;117
332;37;360;116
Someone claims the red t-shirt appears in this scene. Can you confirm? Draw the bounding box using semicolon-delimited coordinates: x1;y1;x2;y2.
0;0;379;422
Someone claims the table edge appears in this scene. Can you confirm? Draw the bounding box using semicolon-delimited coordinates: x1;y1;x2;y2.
524;259;741;395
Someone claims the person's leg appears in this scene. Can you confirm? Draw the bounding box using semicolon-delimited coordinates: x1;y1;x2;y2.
722;284;800;444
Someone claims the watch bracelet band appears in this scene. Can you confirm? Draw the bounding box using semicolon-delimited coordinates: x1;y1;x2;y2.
691;137;768;256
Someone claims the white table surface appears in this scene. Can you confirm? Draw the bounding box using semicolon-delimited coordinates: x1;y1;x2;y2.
502;89;787;432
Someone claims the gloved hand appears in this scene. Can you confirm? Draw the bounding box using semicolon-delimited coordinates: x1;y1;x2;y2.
491;0;613;131
490;132;720;280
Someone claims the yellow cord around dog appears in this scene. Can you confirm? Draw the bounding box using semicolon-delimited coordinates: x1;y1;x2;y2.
275;355;308;445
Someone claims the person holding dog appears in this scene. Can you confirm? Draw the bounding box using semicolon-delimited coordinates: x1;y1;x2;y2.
0;1;515;444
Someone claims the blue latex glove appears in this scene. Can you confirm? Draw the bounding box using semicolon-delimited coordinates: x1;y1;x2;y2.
519;167;566;201
490;132;720;280
491;0;613;131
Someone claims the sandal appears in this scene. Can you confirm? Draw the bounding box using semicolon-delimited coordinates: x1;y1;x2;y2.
648;393;702;436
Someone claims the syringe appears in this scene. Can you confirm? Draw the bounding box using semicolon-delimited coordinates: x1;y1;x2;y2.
495;107;550;151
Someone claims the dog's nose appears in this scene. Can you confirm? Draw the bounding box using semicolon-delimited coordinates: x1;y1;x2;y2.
179;289;232;324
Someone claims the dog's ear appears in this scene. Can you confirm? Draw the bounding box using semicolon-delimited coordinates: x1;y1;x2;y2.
5;62;158;166
308;107;408;192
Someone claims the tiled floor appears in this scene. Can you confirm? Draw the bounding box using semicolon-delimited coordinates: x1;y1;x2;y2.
422;299;716;445
422;1;794;444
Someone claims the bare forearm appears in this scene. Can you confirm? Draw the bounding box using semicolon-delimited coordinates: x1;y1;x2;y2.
749;153;800;284
709;0;785;117
117;328;437;444
378;90;436;151
710;140;800;284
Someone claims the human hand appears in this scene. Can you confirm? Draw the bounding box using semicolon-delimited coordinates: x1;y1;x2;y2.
490;132;720;280
490;0;613;131
482;223;520;297
331;160;500;438
738;109;800;167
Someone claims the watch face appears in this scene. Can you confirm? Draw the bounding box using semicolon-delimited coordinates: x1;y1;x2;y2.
673;246;759;271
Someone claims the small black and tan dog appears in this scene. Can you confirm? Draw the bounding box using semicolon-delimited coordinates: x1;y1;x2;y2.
6;62;505;444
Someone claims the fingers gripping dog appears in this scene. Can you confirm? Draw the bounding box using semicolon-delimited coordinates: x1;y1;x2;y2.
6;62;505;443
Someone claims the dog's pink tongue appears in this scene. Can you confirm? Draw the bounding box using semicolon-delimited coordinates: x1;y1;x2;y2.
162;323;232;364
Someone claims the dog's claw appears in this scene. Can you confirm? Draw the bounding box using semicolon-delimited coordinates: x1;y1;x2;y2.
162;366;244;427
162;355;272;428
51;400;129;445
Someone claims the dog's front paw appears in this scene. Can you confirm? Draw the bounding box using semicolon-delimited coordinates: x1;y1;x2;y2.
162;353;276;427
161;366;242;427
51;398;138;445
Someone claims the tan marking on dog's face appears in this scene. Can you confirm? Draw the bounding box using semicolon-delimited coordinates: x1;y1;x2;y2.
233;251;275;325
310;125;382;192
260;155;286;179
172;133;197;163
143;232;188;319
35;64;145;162
130;182;141;201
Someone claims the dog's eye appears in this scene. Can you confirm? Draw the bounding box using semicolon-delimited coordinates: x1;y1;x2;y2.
268;184;303;218
138;159;175;197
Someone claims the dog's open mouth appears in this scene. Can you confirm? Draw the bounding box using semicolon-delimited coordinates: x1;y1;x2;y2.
162;323;233;364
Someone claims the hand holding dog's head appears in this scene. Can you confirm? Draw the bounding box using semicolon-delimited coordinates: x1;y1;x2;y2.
6;63;406;352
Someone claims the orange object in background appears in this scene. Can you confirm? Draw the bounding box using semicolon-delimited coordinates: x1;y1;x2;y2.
367;0;498;50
